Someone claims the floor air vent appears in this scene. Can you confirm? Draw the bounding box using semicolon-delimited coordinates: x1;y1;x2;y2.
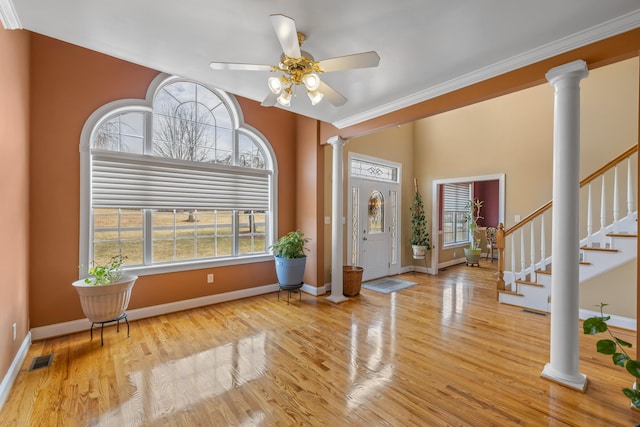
523;309;547;316
29;353;53;371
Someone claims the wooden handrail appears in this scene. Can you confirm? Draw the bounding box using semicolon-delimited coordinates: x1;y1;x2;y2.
497;144;638;295
504;144;637;237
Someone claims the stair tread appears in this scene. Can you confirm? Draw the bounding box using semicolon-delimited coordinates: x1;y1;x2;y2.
498;290;524;297
514;280;544;288
606;233;637;238
580;246;619;253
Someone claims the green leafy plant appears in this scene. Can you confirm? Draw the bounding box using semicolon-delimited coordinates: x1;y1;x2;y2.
583;303;640;407
83;255;127;286
409;190;431;248
465;198;484;249
270;231;310;259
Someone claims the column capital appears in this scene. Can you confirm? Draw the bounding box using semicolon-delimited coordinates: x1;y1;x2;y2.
546;60;589;86
327;136;346;147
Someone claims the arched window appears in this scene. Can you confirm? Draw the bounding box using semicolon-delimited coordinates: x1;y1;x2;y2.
79;75;277;276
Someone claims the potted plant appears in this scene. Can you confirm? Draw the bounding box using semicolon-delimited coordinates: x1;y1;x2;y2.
270;231;310;286
583;303;640;408
409;183;431;258
464;198;483;266
72;255;138;323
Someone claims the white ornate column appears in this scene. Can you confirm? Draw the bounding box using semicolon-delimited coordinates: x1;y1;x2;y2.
541;60;589;391
327;136;348;303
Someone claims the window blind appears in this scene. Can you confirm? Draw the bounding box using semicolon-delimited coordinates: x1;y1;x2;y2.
91;152;270;210
443;183;471;211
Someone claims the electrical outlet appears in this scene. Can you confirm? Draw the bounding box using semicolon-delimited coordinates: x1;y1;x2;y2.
12;323;16;341
207;273;214;283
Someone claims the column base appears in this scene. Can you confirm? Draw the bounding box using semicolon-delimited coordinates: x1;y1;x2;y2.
541;363;588;391
326;294;348;304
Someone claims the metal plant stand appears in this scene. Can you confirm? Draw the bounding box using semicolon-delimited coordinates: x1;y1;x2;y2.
90;312;129;346
278;283;303;305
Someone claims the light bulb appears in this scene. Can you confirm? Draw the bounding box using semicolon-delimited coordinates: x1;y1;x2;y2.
307;90;324;105
277;89;292;107
302;73;321;91
268;77;282;95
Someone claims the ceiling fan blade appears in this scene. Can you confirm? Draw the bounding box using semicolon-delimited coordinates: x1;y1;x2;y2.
317;51;380;72
319;81;347;107
209;62;273;72
270;14;301;58
261;92;278;107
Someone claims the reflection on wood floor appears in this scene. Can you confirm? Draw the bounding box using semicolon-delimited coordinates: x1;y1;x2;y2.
1;261;639;426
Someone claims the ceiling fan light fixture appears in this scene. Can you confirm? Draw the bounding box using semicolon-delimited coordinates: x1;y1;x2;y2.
268;77;283;94
307;90;324;105
277;88;292;107
302;73;321;91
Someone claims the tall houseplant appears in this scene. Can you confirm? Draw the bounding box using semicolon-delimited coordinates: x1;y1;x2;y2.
410;183;431;258
464;198;483;265
270;231;310;286
583;303;640;407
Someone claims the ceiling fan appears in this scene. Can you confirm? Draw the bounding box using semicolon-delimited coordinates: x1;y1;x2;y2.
209;14;380;108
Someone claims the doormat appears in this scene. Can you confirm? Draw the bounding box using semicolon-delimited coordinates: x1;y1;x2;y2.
362;278;417;294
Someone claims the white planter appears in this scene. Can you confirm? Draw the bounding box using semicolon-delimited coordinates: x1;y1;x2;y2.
72;274;137;323
412;245;427;259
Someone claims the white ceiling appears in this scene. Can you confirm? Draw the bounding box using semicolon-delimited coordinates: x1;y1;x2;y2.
3;0;640;128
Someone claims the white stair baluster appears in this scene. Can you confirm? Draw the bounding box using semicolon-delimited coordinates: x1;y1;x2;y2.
613;165;619;233
520;227;525;280
586;183;593;247
530;221;535;275
600;175;606;247
510;233;516;286
540;214;546;271
627;156;634;223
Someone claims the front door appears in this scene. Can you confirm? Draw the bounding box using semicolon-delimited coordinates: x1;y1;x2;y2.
360;181;391;280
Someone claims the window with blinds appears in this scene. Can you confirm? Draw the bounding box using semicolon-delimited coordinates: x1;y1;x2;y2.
442;183;471;246
83;78;274;270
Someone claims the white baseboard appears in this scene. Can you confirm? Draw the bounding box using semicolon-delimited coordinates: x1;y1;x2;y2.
579;309;636;331
0;331;31;410
31;283;284;340
438;257;467;270
302;283;326;296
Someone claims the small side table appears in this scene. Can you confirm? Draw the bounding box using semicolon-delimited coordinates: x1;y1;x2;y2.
90;312;129;346
278;283;303;305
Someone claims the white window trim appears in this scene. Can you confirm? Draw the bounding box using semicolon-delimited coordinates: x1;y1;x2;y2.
79;74;278;278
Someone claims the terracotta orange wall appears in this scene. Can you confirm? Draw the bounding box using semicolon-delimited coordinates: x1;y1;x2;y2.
296;116;324;287
29;34;299;327
0;29;30;387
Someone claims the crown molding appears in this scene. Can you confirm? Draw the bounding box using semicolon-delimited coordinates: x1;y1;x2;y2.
333;9;640;129
0;0;21;29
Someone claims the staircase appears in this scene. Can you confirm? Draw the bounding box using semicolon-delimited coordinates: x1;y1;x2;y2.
497;145;638;313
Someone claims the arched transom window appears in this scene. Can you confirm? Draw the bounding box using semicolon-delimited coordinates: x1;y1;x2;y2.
80;75;276;275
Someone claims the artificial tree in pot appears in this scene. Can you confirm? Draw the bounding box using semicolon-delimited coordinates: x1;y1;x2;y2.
409;182;431;258
464;198;484;266
270;231;310;286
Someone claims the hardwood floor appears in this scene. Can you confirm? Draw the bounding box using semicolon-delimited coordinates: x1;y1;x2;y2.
2;262;639;426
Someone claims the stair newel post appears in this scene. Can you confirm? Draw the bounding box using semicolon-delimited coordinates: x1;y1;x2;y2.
587;183;593;247
496;223;505;294
613;165;619;233
626;156;634;222
540;214;546;272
